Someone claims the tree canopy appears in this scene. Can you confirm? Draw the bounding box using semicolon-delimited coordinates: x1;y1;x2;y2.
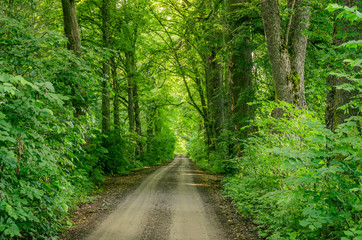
0;0;361;239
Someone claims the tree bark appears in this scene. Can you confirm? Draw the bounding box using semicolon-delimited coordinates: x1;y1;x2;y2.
61;0;81;57
101;0;111;134
229;0;253;132
155;109;162;135
147;106;155;136
146;106;155;153
134;82;141;137
205;47;225;138
111;57;120;129
260;0;310;115
325;0;361;131
133;80;143;156
205;49;217;140
61;0;86;117
126;52;135;132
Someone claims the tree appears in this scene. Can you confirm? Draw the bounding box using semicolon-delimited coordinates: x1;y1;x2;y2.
61;0;81;57
325;0;361;131
101;0;111;135
61;0;89;118
126;51;136;132
229;0;253;132
204;27;227;140
111;56;120;128
260;0;310;114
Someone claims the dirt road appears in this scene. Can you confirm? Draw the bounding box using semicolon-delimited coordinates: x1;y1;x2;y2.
85;156;228;240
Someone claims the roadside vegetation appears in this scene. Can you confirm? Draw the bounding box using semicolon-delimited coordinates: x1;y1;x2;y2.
0;0;361;239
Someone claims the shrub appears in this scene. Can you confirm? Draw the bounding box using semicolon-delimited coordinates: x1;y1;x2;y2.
223;101;362;239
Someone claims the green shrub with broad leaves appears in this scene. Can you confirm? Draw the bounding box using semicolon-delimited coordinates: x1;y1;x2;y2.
0;13;99;239
223;101;362;240
0;72;74;239
222;4;361;240
0;11;178;238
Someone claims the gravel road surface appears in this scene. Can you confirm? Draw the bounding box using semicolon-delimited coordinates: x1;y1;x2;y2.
85;156;228;240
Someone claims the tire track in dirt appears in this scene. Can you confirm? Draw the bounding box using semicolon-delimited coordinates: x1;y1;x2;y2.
85;156;230;240
137;161;180;239
85;160;181;240
170;158;227;240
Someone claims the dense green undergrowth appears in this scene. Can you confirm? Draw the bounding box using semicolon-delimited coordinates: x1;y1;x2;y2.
188;4;361;239
223;102;361;240
189;101;362;240
0;12;176;239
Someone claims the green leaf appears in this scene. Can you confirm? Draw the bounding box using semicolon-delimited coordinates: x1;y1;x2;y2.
34;100;44;108
13;75;29;86
3;223;21;237
0;223;5;232
314;222;322;229
300;220;309;227
2;82;17;95
343;6;357;12
340;40;362;48
59;202;69;212
357;11;362;19
5;205;18;220
326;3;342;12
32;188;44;200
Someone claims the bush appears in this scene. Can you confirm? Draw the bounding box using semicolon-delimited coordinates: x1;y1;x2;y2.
186;131;209;168
0;14;99;238
222;101;362;239
145;131;176;165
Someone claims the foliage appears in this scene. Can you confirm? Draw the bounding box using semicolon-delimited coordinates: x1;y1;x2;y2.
0;3;178;237
187;131;209;168
0;8;98;238
223;101;362;240
0;14;77;237
0;70;73;239
145;130;177;166
221;4;362;239
0;0;361;239
104;130;137;174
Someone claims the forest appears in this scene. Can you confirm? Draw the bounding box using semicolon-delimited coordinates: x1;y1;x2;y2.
0;0;361;239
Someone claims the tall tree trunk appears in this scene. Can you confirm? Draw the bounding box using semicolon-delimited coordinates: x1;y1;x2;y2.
61;0;81;56
260;0;310;115
194;69;213;152
134;83;141;137
61;0;86;117
111;57;120;129
217;60;226;133
146;106;155;153
206;48;225;137
133;80;143;156
325;0;361;131
229;0;253;132
126;52;135;132
126;53;136;163
147;106;155;136
101;0;111;134
204;17;227;143
205;49;217;140
154;109;161;135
